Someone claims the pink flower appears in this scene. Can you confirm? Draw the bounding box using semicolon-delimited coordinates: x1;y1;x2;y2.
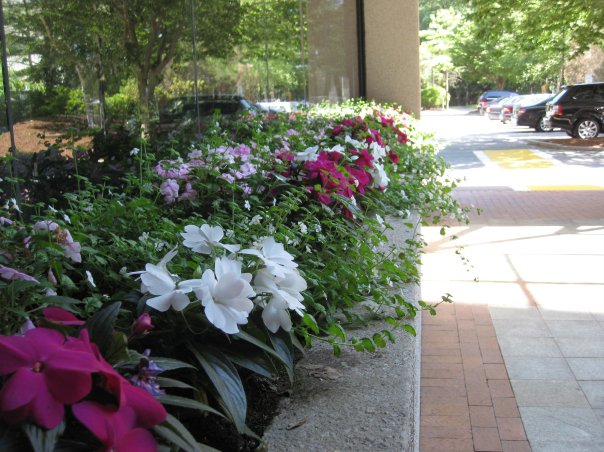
42;307;85;326
0;217;13;225
33;221;82;263
178;182;197;202
388;150;400;164
131;313;154;338
0;328;97;429
160;179;179;204
72;401;158;452
154;161;190;180
0;265;39;283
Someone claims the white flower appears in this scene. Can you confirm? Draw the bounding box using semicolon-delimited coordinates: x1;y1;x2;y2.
244;200;251;211
369;141;387;160
85;270;96;288
194;257;255;334
250;215;262;225
140;251;201;312
253;268;306;315
376;214;384;226
181;224;240;254
130;147;140;156
262;297;292;333
298;222;308;235
241;237;298;278
370;163;390;188
344;135;363;149
329;144;345;153
139;232;149;241
295;145;319;162
63;214;71;224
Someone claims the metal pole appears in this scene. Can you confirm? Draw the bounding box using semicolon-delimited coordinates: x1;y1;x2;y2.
263;1;270;101
190;0;201;136
0;0;21;207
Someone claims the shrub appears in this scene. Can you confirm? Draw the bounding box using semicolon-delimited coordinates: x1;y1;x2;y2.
0;99;467;450
421;85;449;109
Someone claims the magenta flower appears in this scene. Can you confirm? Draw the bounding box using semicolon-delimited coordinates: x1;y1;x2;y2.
0;265;39;283
42;307;85;326
0;328;97;428
178;182;197;202
72;401;158;452
131;313;154;338
69;330;167;429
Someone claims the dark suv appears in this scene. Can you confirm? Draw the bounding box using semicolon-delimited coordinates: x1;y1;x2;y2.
157;95;259;133
546;82;604;139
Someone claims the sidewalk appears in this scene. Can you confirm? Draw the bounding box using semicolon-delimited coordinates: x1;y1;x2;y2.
420;189;604;451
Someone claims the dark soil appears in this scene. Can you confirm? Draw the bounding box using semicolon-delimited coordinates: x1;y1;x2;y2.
541;137;604;148
194;373;291;451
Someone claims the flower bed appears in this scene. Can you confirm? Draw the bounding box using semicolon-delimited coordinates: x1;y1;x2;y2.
0;100;467;450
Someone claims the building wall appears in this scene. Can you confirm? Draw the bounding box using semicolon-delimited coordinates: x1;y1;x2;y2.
364;0;421;117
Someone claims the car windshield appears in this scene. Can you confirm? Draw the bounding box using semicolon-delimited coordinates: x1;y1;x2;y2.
551;88;569;103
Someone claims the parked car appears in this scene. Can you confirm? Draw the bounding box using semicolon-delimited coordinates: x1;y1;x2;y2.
157;95;259;132
512;94;556;132
499;95;527;123
546;82;604;138
485;96;515;120
477;90;519;115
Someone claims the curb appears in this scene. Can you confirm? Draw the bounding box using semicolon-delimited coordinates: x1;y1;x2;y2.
261;216;422;451
525;139;603;151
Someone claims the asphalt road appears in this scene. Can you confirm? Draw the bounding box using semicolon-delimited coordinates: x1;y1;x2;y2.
418;108;604;192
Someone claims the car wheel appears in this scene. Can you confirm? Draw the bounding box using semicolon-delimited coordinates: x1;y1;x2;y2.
573;118;600;139
535;115;553;132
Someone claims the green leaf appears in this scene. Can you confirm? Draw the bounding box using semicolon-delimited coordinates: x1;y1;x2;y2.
301;313;320;334
402;324;417;336
233;330;290;368
187;343;247;433
154;413;220;452
82;302;121;355
22;421;65;452
328;323;346;341
157;377;197;391
222;348;277;380
361;338;376;353
332;343;342;357
0;421;27;452
157;395;224;418
150;357;196;372
268;330;295;384
40;295;82;307
373;333;387;348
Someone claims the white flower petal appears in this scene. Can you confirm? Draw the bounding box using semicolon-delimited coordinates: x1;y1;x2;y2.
262;297;292;333
141;264;175;295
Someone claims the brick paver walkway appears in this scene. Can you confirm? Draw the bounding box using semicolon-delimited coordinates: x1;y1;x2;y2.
420;189;604;452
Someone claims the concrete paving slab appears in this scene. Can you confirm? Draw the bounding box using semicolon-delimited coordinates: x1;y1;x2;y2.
556;337;604;358
512;380;590;408
567;358;604;380
498;336;562;358
492;318;551;338
489;306;541;320
545;319;604;338
578;381;604;409
504;357;574;380
519;406;604;444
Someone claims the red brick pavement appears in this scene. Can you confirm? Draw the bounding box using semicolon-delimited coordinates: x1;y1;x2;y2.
453;189;604;223
420;302;530;452
420;188;604;450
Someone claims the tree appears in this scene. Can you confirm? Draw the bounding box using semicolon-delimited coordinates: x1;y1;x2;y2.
470;0;604;88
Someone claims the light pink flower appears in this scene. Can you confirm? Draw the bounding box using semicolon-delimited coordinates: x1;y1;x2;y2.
0;265;39;283
160;179;179;204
